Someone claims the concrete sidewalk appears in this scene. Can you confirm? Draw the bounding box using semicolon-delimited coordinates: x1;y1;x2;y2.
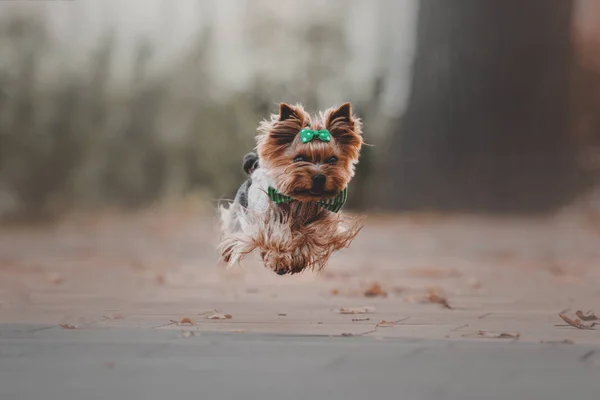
1;325;599;400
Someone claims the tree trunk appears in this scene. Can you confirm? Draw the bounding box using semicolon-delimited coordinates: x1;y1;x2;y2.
383;0;578;213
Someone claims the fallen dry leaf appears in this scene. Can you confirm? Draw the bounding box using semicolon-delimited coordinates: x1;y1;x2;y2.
364;283;387;298
464;330;520;339
576;310;598;321
177;317;196;326
375;317;410;327
206;313;233;320
330;289;340;296
59;323;78;330
425;288;452;309
496;333;520;339
339;306;376;314
559;314;596;330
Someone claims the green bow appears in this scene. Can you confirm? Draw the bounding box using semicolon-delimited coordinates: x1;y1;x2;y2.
267;186;348;213
300;128;331;144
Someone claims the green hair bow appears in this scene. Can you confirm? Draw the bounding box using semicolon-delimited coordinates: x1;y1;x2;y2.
300;128;331;144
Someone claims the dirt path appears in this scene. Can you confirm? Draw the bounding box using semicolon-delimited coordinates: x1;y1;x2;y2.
1;206;599;344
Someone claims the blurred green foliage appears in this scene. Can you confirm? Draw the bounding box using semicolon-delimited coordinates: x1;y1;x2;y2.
0;13;383;221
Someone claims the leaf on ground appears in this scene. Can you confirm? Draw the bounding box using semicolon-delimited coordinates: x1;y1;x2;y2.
496;333;520;339
466;330;520;339
364;283;387;298
425;288;453;309
340;329;377;337
206;313;232;320
559;314;596;330
376;317;410;327
575;310;598;321
330;289;340;296
177;317;196;326
59;323;78;329
339;306;376;314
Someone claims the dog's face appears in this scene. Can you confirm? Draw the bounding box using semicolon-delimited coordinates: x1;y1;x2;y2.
256;102;363;202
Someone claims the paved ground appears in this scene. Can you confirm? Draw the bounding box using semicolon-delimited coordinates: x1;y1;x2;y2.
1;200;600;398
1;326;599;400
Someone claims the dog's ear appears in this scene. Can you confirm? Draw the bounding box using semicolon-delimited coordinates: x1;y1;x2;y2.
261;103;305;147
325;102;362;150
327;102;353;125
242;152;259;175
279;103;299;121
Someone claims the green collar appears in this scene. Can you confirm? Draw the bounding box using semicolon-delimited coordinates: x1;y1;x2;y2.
267;186;348;213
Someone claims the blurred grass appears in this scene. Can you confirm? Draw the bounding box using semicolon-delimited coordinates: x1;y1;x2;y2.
0;13;385;221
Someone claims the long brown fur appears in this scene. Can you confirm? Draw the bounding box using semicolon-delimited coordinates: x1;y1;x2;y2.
218;201;364;274
218;102;365;275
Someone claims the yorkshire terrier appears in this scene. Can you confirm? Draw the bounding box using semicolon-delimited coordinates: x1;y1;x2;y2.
218;102;364;275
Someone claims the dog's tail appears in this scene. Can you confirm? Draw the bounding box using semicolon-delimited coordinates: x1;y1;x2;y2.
242;152;259;176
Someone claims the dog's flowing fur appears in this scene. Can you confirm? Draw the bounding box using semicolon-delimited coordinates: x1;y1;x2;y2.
218;102;364;275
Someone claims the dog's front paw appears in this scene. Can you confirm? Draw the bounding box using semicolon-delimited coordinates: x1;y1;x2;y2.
262;253;289;275
262;251;307;275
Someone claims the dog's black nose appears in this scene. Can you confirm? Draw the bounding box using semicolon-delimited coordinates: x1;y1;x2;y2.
312;174;326;188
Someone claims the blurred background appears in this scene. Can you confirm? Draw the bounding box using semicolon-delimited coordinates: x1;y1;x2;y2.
1;0;600;344
2;0;600;222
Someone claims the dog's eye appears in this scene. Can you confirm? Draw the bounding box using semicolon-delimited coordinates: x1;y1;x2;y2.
293;155;307;163
326;156;338;165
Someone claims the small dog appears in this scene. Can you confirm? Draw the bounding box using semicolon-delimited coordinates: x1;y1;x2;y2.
218;102;364;275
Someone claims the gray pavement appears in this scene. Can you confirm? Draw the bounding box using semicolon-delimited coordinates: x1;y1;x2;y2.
1;324;600;400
